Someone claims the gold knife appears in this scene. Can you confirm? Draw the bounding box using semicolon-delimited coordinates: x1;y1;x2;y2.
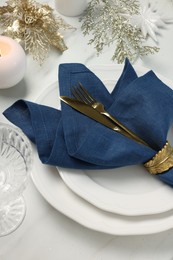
60;96;150;148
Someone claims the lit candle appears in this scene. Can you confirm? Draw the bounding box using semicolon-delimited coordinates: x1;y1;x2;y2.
55;0;87;17
0;36;26;89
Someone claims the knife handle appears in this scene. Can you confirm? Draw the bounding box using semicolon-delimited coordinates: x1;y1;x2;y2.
101;111;150;147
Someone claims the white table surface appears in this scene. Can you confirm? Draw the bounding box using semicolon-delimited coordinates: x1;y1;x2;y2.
1;0;173;259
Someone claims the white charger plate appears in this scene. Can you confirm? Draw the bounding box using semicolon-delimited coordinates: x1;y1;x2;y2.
37;65;173;216
31;146;173;236
35;64;173;216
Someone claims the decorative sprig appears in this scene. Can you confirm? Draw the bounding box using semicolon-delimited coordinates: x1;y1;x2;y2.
0;0;73;64
80;0;159;63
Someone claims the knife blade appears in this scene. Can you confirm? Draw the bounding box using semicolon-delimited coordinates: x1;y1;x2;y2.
60;96;120;131
60;96;150;147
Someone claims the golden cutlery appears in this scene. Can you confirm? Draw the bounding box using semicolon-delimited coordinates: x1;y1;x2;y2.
60;96;121;132
70;82;150;148
60;94;151;148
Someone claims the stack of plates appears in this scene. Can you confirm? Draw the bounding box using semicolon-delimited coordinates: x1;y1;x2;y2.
31;65;173;235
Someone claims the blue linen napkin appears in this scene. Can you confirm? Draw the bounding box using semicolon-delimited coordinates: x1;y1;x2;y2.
3;59;173;186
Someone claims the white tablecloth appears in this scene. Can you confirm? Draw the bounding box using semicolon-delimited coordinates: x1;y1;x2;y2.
1;0;173;259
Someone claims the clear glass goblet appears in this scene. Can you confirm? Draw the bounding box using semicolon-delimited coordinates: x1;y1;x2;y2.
0;123;32;237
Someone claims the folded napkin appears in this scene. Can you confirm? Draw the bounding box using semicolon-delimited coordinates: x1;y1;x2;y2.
3;59;173;186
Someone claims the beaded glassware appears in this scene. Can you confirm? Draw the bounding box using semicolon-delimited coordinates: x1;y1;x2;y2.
0;123;32;236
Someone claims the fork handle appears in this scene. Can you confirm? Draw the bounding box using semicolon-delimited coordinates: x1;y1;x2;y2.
101;112;150;147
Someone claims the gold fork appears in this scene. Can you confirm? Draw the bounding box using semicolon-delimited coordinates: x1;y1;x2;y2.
71;82;150;148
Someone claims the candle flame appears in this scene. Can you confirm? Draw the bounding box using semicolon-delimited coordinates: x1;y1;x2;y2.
0;49;1;57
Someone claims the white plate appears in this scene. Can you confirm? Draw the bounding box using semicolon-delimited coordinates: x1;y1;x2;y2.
32;146;173;235
32;142;173;236
31;64;173;235
36;64;173;216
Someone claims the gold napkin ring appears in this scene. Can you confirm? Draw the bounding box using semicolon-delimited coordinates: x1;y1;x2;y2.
144;141;173;174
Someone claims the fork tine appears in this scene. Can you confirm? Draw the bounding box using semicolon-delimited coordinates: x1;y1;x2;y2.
71;86;85;102
76;83;92;104
78;82;96;103
71;81;97;106
71;86;90;104
71;83;94;105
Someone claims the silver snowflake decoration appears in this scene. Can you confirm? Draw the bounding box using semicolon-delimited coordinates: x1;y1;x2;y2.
123;1;172;42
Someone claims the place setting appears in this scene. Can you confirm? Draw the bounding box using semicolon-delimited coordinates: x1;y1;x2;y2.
3;58;173;236
2;0;173;259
